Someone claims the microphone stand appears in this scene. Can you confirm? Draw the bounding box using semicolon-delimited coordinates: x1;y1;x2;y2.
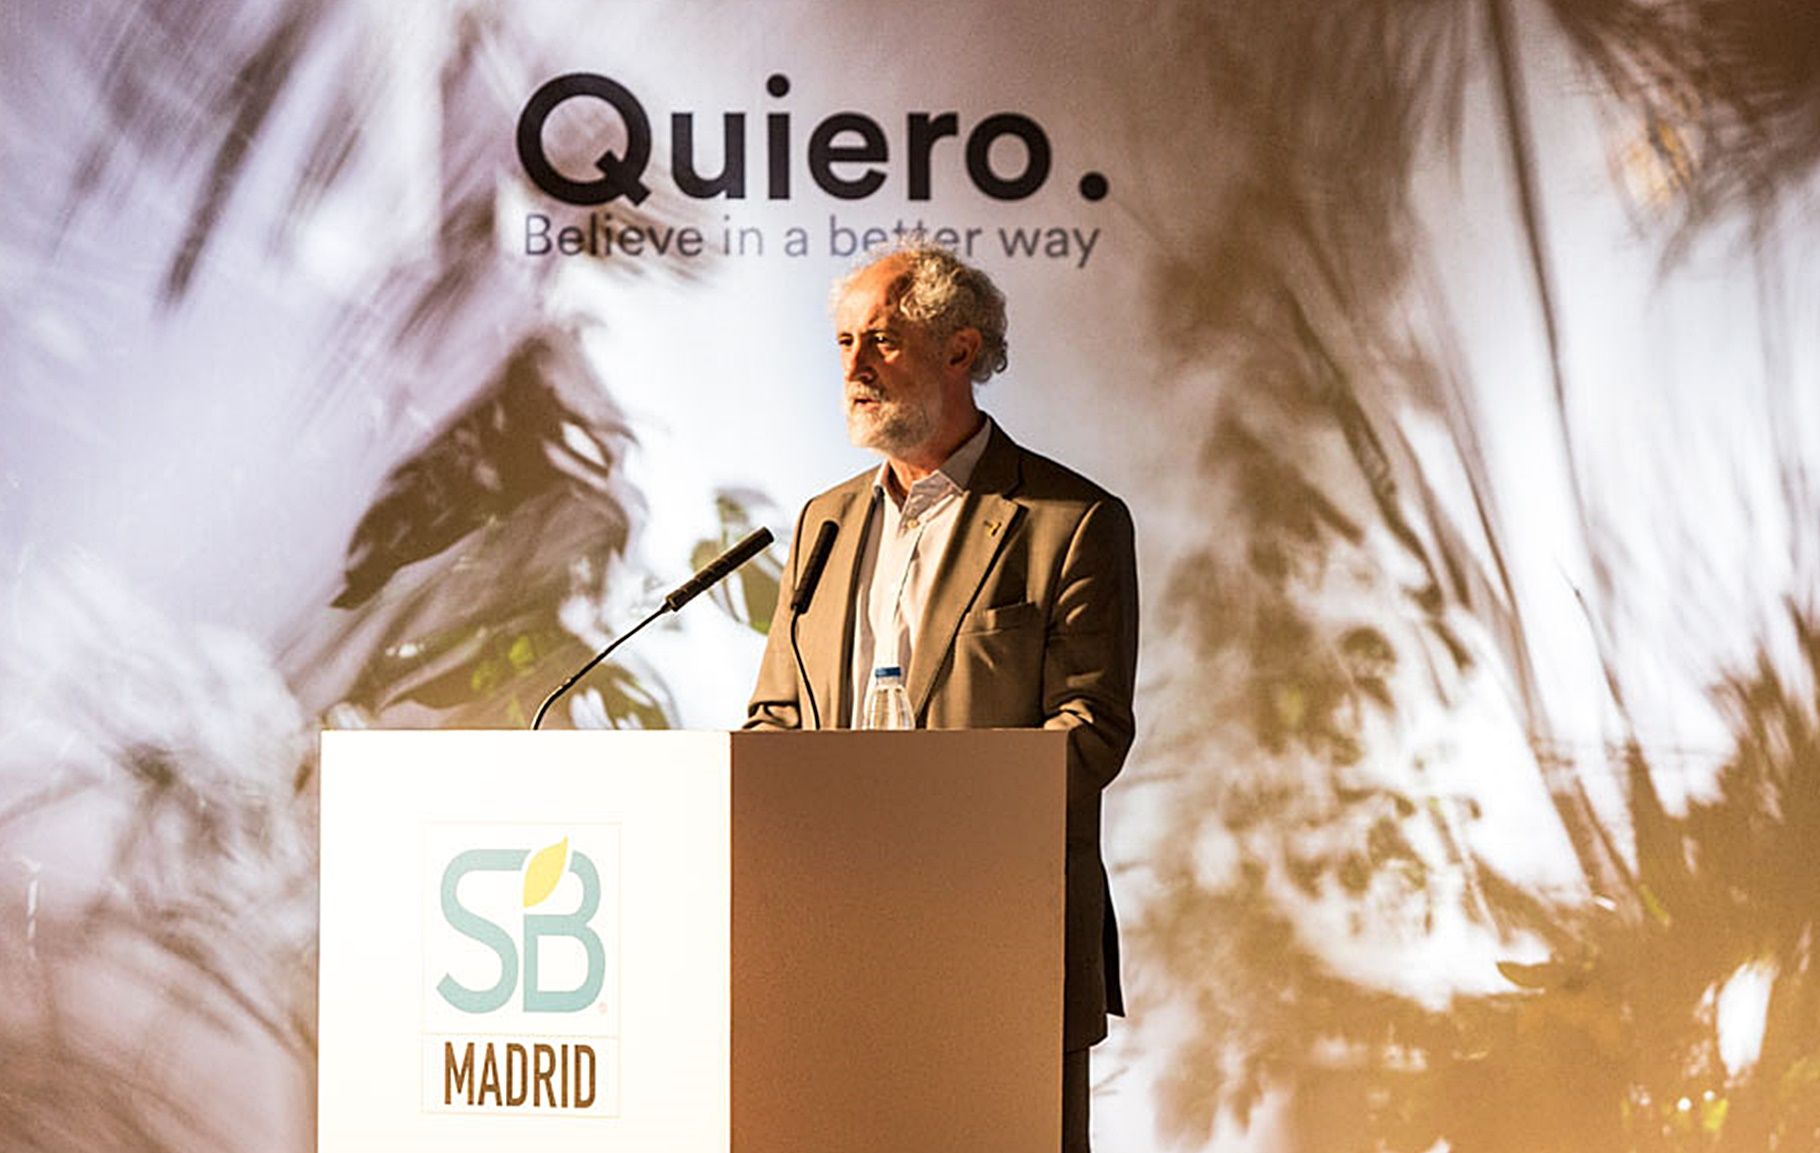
530;603;667;731
791;608;821;730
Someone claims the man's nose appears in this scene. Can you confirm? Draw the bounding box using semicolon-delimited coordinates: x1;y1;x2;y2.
843;344;874;382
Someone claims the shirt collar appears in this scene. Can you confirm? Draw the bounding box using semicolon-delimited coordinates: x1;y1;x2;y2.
873;415;994;505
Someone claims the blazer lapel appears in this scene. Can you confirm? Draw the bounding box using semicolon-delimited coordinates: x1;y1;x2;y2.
798;483;879;729
906;426;1025;718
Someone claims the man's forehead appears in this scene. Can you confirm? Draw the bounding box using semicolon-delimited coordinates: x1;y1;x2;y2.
836;256;913;310
835;275;909;329
854;253;911;289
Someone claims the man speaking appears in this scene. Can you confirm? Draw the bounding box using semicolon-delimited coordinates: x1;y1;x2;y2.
745;243;1138;1152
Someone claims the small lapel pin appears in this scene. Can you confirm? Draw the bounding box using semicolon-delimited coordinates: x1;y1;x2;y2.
984;519;1002;536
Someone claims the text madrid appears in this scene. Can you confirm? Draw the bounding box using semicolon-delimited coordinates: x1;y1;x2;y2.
443;1039;600;1110
517;72;1109;207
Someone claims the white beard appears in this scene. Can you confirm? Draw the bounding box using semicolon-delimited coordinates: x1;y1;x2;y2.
846;389;937;456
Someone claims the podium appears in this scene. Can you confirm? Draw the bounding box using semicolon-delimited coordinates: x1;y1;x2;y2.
318;729;1066;1152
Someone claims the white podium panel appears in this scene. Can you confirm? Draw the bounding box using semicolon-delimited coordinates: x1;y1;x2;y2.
320;730;733;1153
319;729;1065;1153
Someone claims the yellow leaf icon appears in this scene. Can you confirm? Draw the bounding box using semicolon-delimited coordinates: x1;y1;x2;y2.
523;837;569;908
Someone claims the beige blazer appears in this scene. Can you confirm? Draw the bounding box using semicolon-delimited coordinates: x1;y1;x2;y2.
746;422;1138;1049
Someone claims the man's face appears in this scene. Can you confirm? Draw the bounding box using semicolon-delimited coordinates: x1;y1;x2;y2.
834;261;952;458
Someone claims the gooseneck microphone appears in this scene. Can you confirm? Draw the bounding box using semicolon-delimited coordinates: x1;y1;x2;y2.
531;527;774;730
791;520;841;615
789;520;840;729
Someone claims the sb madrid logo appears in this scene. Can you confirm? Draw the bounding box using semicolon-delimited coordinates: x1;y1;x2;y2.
423;826;622;1116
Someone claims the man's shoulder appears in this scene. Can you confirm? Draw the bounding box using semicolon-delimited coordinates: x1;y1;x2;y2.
1006;437;1127;513
801;466;876;513
786;466;876;533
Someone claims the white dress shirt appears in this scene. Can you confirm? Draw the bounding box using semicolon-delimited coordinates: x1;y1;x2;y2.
847;416;995;726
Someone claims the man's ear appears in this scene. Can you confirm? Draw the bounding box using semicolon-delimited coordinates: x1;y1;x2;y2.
947;327;982;372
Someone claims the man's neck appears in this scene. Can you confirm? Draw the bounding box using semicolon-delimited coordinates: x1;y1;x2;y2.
885;410;987;490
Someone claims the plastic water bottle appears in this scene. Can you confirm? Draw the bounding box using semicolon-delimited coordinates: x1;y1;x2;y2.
863;666;915;730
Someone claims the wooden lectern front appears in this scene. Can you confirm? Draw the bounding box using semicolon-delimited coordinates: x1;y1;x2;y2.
318;729;1066;1153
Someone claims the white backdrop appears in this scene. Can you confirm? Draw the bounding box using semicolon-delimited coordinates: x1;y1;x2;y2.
3;1;1819;1150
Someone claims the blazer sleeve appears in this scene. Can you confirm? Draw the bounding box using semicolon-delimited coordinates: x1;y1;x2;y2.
1041;495;1140;809
743;504;809;731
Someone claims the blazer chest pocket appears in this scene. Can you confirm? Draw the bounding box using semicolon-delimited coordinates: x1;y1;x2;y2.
959;600;1042;635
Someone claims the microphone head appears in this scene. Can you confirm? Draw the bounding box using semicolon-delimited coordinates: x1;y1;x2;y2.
722;526;775;567
790;519;841;615
662;527;775;613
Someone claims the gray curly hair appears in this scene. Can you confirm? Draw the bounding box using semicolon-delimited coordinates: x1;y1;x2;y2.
833;242;1009;383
